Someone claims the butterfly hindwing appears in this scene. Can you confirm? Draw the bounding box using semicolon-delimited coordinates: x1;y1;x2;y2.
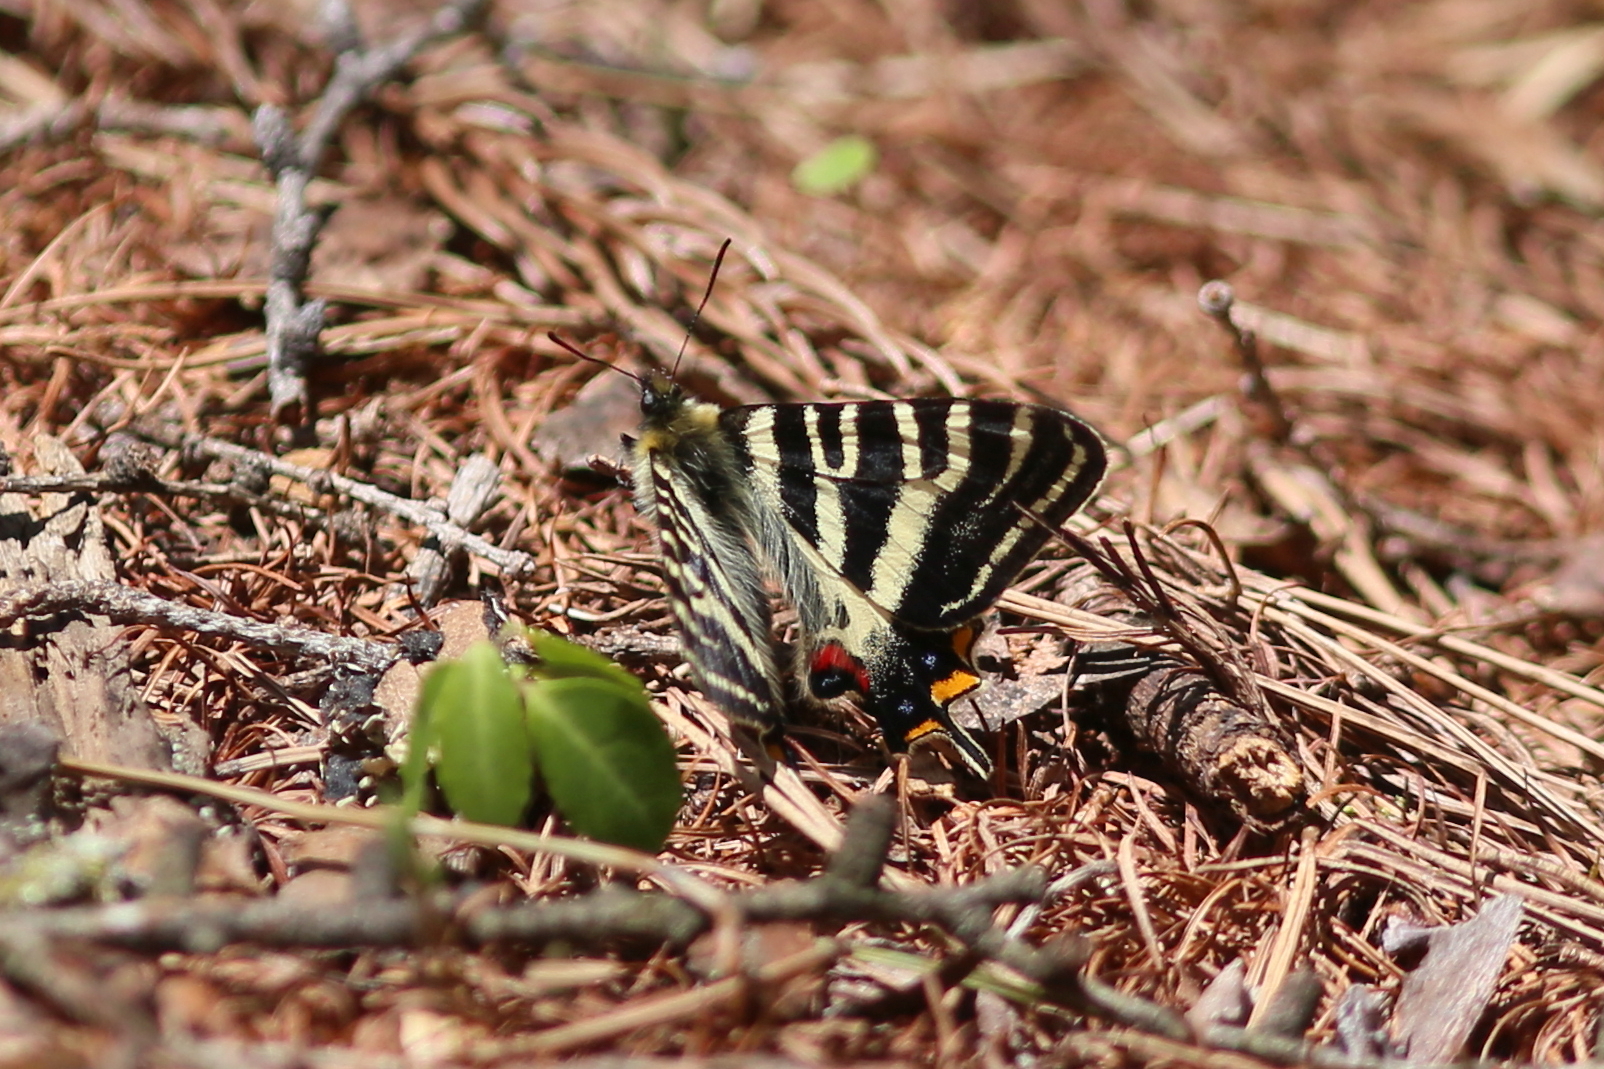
729;399;1106;629
804;581;991;774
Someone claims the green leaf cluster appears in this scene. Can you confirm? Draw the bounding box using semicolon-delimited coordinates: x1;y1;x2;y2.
402;631;681;852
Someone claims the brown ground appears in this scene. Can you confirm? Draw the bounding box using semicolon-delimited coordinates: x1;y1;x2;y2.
2;0;1604;1065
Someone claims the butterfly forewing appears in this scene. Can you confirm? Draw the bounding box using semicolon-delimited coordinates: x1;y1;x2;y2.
729;399;1106;630
640;451;787;735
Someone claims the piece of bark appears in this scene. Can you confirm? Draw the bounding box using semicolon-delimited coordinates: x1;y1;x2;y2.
0;721;59;823
0;437;166;769
1250;965;1322;1038
1330;984;1394;1059
402;452;502;607
1187;959;1251;1031
1391;894;1524;1062
1073;639;1304;828
372;598;495;750
530;369;638;475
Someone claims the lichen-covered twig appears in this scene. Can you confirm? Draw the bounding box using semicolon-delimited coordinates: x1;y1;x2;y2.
0;579;393;673
133;427;536;578
400;452;503;606
252;0;488;422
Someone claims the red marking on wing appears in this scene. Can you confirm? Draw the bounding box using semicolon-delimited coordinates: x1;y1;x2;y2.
811;642;871;694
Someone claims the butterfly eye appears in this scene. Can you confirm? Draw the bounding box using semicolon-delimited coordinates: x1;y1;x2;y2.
640;376;685;418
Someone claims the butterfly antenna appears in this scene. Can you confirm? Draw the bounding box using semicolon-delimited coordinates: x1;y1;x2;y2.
670;238;732;380
547;331;644;386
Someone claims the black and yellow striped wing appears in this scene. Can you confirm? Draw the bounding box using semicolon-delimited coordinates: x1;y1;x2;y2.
728;398;1107;630
635;446;788;738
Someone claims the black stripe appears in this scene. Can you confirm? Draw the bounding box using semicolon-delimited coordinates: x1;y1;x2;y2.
766;406;819;545
723;408;755;476
838;480;897;590
898;402;1021;614
817;405;845;471
1012;415;1092;519
960;399;1025;486
766;406;812;470
914;401;949;477
851;402;903;481
836;404;903;589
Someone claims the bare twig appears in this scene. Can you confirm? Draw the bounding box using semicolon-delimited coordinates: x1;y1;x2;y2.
1199;279;1293;442
97;96;249;144
0;790;1040;966
0;471;327;525
0;579;394;673
135;428;537;578
252;0;487;422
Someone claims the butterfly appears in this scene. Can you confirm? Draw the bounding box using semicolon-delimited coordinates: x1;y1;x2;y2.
626;372;1106;775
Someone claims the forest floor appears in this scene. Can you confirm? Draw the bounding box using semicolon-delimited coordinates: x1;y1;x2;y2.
2;0;1604;1065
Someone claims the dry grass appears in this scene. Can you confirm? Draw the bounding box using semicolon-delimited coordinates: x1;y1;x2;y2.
2;0;1604;1064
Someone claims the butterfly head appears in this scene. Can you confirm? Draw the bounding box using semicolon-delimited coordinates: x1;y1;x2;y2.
639;371;685;421
636;371;723;455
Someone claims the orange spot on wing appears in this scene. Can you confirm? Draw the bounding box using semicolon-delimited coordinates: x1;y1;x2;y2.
930;668;980;705
903;719;946;744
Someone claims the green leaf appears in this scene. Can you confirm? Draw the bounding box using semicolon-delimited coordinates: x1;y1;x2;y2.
399;675;439;818
792;136;878;196
422;640;535;826
850;944;1045;1004
525;629;646;698
525;677;681;852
